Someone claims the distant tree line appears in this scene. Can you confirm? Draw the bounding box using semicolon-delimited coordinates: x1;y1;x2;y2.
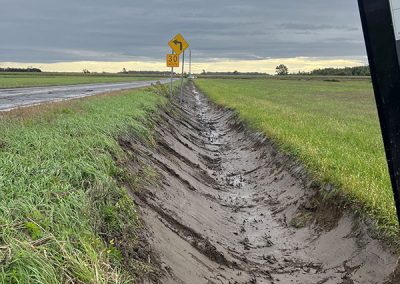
199;66;370;77
200;70;269;76
0;67;42;72
275;65;370;76
303;66;370;76
118;69;171;76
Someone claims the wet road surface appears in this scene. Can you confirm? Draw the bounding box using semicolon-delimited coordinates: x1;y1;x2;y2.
0;79;172;111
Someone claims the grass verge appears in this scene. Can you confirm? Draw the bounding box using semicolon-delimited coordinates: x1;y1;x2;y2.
0;87;165;283
195;78;399;235
0;73;162;89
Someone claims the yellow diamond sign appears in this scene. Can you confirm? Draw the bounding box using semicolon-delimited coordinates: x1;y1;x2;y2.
168;33;189;55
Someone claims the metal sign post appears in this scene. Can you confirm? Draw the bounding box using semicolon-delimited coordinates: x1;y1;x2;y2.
166;52;179;98
170;52;174;99
168;33;189;105
180;50;185;104
189;48;192;78
358;0;400;223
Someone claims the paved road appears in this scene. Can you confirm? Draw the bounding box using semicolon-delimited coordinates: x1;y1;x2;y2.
0;79;172;111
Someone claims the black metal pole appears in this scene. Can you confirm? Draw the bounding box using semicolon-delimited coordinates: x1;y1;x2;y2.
358;0;400;223
170;50;174;99
189;48;192;77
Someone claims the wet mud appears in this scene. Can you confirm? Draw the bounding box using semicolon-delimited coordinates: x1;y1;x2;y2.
120;82;399;283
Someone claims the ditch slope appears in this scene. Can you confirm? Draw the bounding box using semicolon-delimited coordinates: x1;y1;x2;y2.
121;82;398;283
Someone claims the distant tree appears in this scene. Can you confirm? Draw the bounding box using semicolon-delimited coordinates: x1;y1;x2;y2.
122;68;127;74
233;70;239;75
82;69;90;74
275;64;289;76
201;69;206;75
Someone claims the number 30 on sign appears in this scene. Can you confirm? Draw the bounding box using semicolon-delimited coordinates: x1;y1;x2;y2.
166;54;179;67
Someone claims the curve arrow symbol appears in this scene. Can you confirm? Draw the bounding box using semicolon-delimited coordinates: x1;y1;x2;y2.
173;39;183;51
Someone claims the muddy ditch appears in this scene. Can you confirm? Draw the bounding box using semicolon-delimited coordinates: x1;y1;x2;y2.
118;82;399;283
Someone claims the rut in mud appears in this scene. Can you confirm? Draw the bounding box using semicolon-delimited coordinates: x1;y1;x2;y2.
120;82;398;283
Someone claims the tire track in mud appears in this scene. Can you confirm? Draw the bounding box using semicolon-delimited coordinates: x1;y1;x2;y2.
121;82;399;283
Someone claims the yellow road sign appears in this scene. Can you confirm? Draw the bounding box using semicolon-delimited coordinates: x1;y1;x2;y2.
166;54;179;67
168;33;189;55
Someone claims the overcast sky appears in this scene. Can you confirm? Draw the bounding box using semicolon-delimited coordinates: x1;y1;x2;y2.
0;0;367;72
0;0;366;64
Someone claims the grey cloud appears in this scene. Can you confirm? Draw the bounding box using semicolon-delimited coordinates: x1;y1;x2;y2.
0;0;366;62
279;23;360;32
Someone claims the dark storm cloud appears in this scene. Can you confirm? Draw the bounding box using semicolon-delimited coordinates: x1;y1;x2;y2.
0;0;365;62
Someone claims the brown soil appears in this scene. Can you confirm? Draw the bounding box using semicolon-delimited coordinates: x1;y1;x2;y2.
120;82;399;284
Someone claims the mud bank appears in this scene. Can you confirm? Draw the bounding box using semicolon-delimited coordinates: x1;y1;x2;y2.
120;82;398;283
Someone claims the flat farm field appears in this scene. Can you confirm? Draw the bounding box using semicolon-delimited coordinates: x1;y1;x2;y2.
0;72;163;89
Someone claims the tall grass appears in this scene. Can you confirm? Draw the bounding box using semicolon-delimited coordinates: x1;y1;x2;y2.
0;88;164;283
195;78;398;234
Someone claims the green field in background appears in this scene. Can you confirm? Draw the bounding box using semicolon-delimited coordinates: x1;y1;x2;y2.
195;78;397;233
0;88;164;283
0;72;163;89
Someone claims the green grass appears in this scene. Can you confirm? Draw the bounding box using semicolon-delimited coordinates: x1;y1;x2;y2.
0;73;162;89
195;78;398;234
0;87;165;283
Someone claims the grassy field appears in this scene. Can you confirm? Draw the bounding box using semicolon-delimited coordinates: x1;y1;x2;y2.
0;87;164;283
195;78;398;234
0;72;163;89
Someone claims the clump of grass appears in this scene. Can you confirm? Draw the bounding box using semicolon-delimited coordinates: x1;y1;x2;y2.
195;78;399;235
0;88;164;283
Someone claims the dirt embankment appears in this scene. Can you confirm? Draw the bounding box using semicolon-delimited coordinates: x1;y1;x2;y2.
119;82;399;283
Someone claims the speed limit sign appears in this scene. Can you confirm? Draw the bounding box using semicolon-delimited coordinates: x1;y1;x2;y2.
166;54;179;67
